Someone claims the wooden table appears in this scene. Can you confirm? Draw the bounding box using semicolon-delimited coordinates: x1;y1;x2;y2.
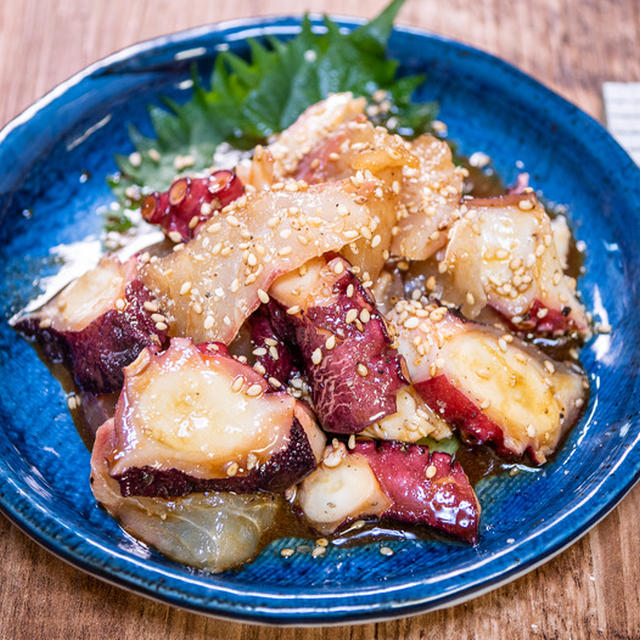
1;1;639;637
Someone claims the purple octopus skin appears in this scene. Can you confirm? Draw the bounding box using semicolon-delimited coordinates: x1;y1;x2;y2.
115;418;317;498
268;265;408;434
16;279;166;394
248;306;301;385
356;440;480;543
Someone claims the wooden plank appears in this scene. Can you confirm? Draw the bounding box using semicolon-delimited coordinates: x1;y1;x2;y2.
0;1;639;638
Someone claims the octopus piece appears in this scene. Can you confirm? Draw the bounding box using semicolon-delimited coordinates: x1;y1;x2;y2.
13;255;166;393
390;299;587;463
100;338;325;498
297;439;480;543
140;178;383;345
360;385;453;443
390;135;466;261
441;193;589;335
268;255;408;434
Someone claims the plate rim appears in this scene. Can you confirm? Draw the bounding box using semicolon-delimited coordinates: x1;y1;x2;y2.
1;13;640;626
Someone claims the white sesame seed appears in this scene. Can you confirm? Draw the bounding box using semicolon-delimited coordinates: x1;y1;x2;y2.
204;316;215;330
357;363;369;377
518;199;534;211
425;464;437;479
333;261;345;275
226;462;239;477
279;246;292;257
280;548;295;558
286;305;301;315
325;335;336;350
348;435;356;450
252;347;267;357
311;348;322;365
155;322;168;331
143;300;159;312
404;316;419;329
128;152;142;167
345;308;358;324
246;384;263;397
379;546;394;557
168;231;182;243
180;281;192;295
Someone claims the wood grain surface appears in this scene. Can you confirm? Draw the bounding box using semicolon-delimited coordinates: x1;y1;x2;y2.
1;1;639;638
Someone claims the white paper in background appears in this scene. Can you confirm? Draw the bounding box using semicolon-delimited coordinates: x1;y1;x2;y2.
603;82;640;166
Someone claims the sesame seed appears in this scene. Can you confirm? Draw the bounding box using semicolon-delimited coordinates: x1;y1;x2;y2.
264;338;277;346
252;347;267;357
346;284;354;297
348;435;356;450
226;215;240;227
404;316;419;329
311;348;322;365
466;292;475;305
325;335;336;350
269;345;279;360
268;377;282;388
518;199;534;211
359;308;371;323
425;464;437;479
343;230;359;240
247;253;258;267
333;261;345;275
498;337;508;352
204;316;215;330
143;300;159;312
544;360;556;374
180;281;192;295
188;216;199;230
371;234;382;248
226;462;239;477
128;152;142;167
286;305;301;315
253;362;266;375
155;322;168;331
357;363;369;377
230;279;240;293
150;313;165;323
316;537;329;547
311;546;326;558
345;308;358;324
115;298;125;311
148;148;161;163
526;424;536;438
168;231;182;243
280;548;295;558
536;307;549;319
426;276;436;290
336;203;349;216
279;246;292;257
379;546;394;557
246;384;263;397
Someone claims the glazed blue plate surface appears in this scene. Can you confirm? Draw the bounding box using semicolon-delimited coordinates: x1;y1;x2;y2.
0;16;639;625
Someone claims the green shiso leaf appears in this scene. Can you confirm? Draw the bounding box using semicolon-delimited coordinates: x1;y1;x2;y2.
110;0;436;206
415;435;461;457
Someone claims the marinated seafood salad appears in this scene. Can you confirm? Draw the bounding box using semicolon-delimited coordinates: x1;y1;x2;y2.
14;91;591;572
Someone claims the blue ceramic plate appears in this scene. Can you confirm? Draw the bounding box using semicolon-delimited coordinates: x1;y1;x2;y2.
0;15;639;625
